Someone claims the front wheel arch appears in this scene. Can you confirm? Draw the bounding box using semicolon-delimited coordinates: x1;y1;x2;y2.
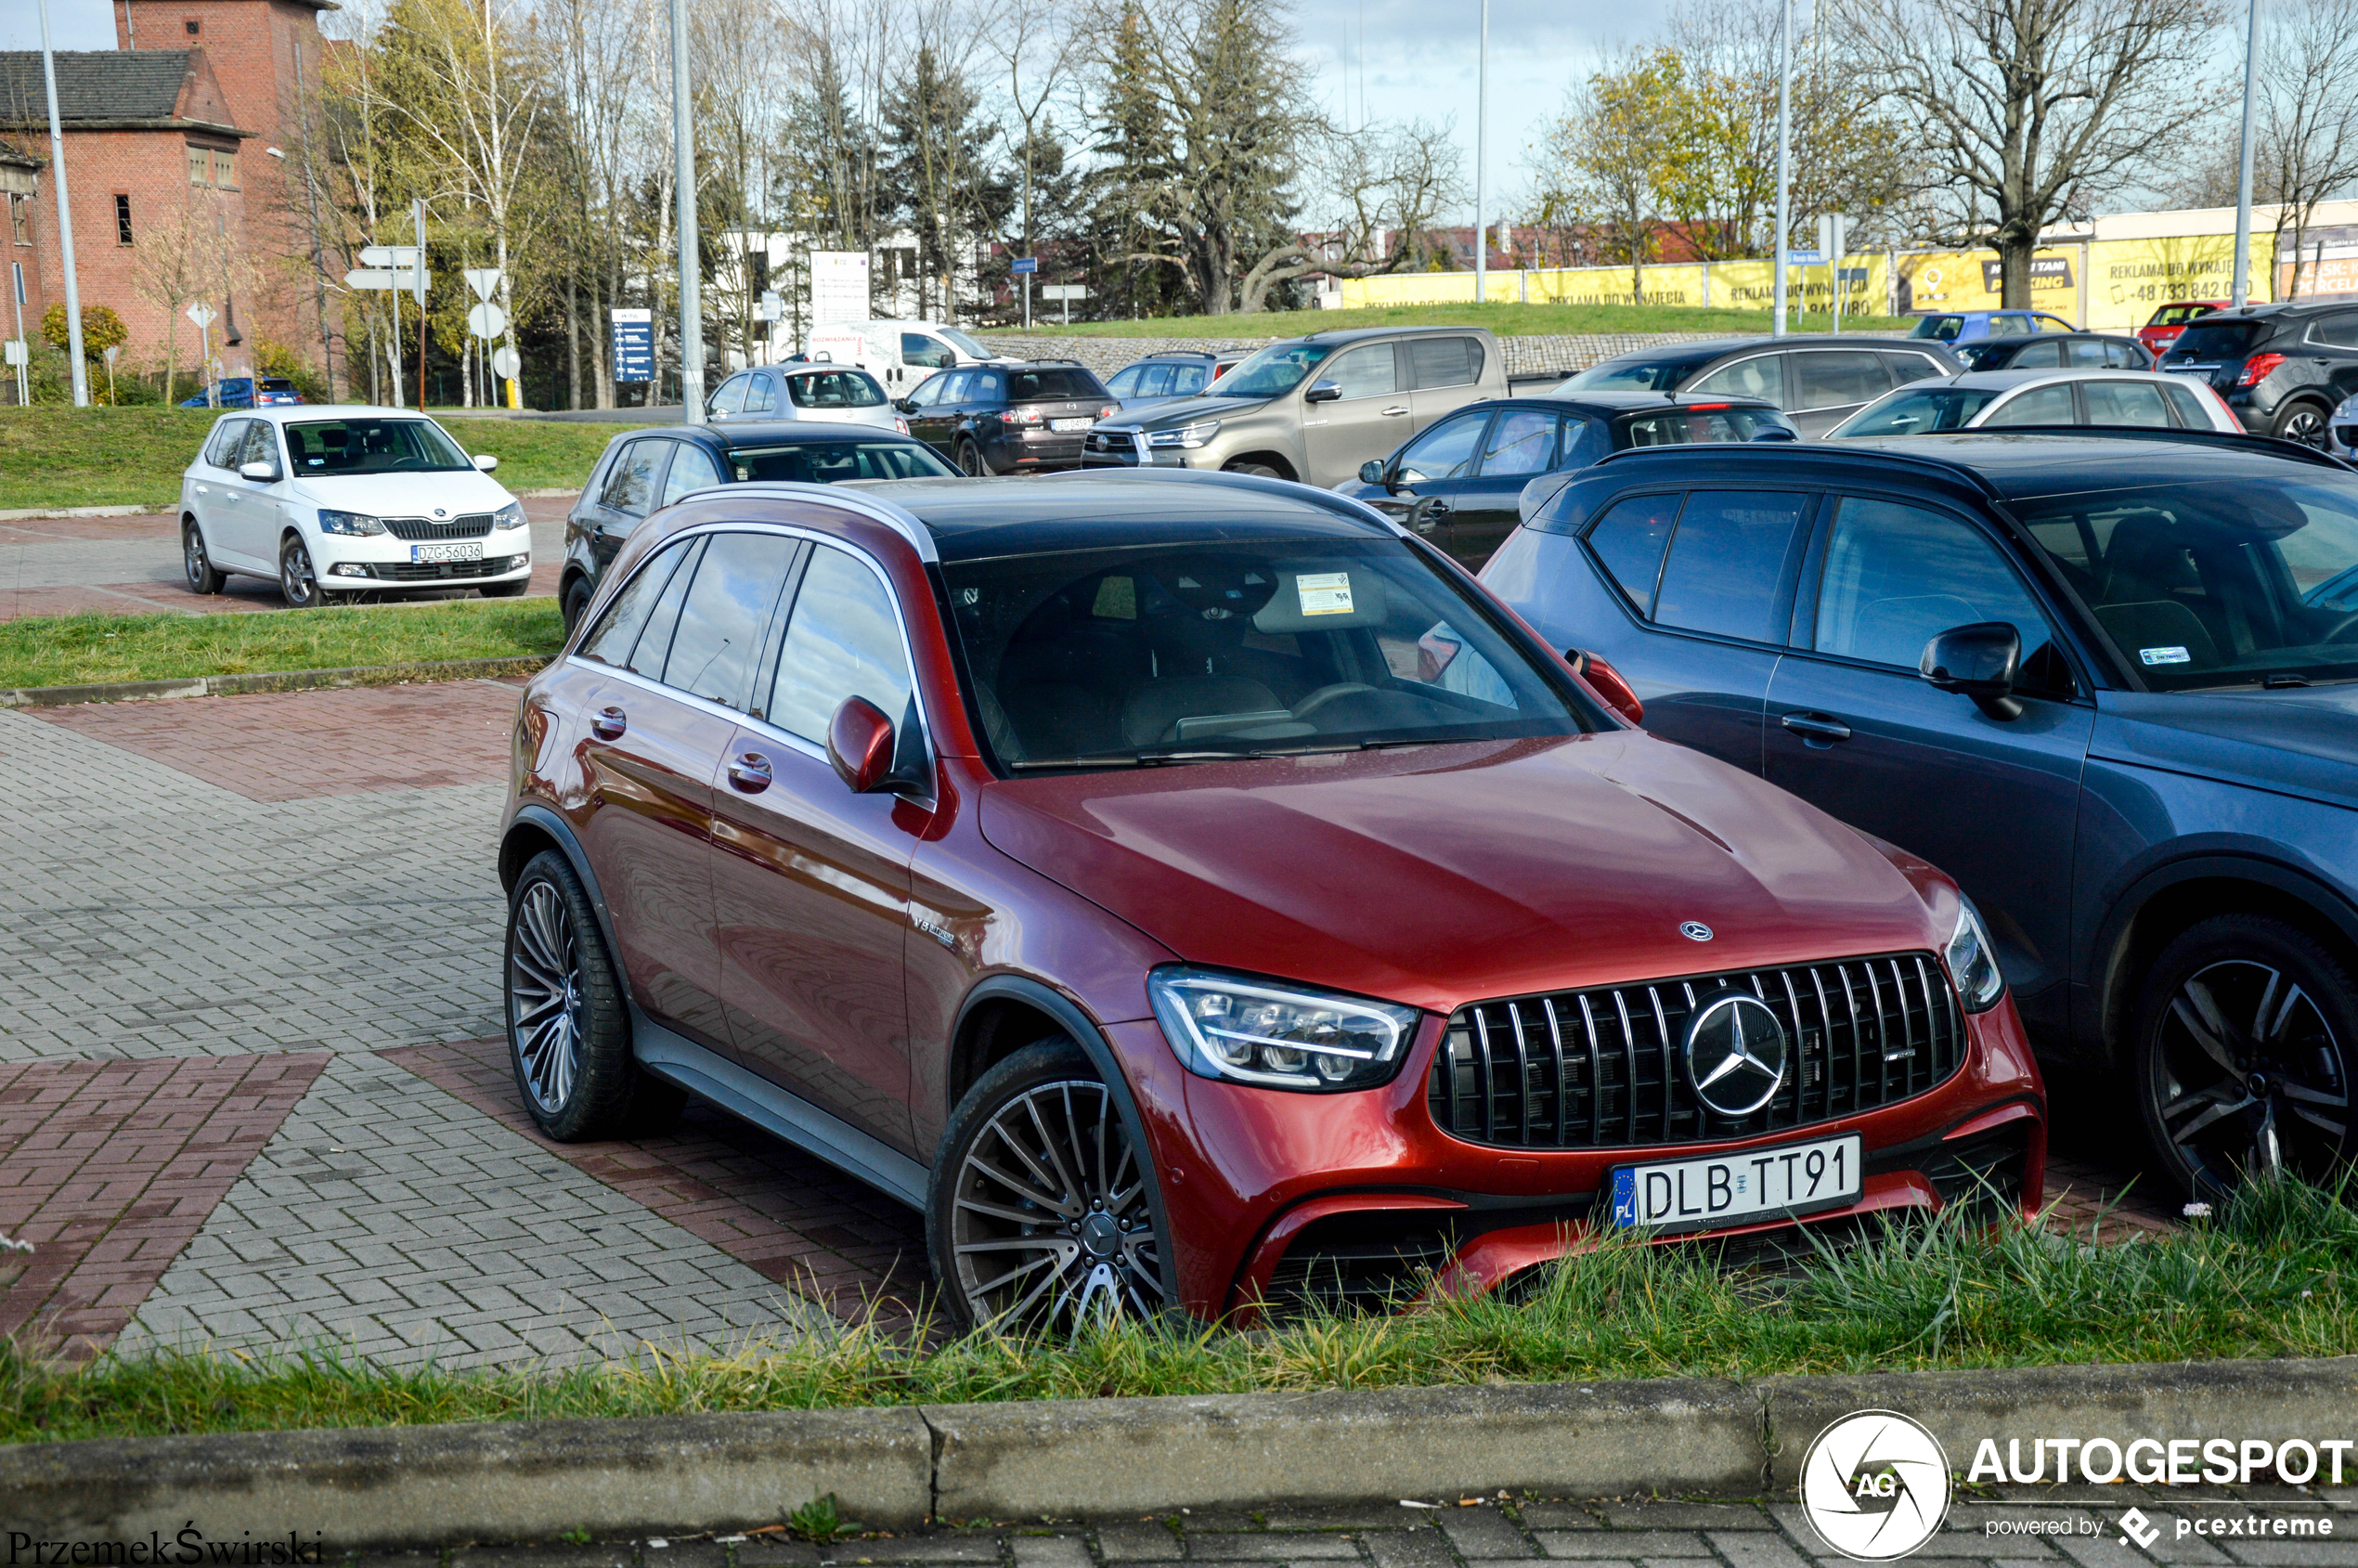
1222;452;1297;482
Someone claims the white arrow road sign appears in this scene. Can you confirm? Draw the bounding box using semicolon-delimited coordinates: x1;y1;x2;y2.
186;302;216;328
489;345;520;380
359;245;421;267
463;267;503;302
344;268;433;292
467;302;508;339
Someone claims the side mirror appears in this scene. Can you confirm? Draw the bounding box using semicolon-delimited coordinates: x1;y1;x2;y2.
1920;621;2023;719
894;398;917;414
1304;381;1341;404
827;695;900;794
473;453;499;472
1566;648;1644;726
1358;460;1386;487
239;460;279;482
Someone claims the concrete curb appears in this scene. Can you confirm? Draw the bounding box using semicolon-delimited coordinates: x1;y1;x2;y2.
6;1356;2355;1546
0;654;551;708
0;503;173;521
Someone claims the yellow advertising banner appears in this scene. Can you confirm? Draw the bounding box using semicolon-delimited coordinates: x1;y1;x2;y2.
2088;236;2260;331
1336;255;1892;315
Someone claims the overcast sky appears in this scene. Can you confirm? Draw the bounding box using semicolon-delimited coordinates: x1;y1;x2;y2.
3;0;1642;224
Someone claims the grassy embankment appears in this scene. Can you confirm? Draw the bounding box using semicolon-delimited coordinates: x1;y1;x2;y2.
0;601;564;690
0;407;647;513
992;301;1912;341
3;1175;2351;1445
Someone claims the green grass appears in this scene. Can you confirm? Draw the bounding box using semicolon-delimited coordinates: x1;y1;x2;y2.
5;1177;2352;1445
0;601;564;690
991;302;1910;341
0;407;652;512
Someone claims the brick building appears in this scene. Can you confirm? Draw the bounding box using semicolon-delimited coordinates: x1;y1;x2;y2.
0;0;334;393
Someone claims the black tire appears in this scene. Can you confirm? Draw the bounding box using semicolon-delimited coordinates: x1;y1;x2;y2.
1223;459;1283;479
561;576;594;634
279;535;324;609
956;439;992;477
480;579;529;599
2272;399;2330;448
926;1040;1169;1336
503;849;683;1140
2131;912;2355;1200
183;519;226;594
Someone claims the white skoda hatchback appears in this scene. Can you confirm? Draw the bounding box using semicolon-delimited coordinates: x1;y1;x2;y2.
180;405;530;607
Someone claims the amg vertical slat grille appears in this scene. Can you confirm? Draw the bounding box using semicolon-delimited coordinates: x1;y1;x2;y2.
1428;952;1966;1150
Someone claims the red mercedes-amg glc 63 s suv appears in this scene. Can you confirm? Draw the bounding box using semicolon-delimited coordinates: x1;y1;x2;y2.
498;469;2044;1333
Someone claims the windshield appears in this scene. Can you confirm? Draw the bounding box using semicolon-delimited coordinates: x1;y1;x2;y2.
1909;316;1965;341
785;369;885;408
283;417;471;474
2018;473;2358;690
725;439;954;482
939;327;993;359
1211;342;1335;398
2166;320;2267;361
1564;358;1682;391
1831;387;2002;437
939;537;1594;771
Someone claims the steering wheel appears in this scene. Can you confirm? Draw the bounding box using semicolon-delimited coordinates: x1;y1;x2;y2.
2319;608;2358;644
1290;682;1380;720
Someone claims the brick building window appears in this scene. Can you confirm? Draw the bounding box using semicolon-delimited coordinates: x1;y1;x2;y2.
187;147;207;186
8;193;28;246
212;150;236;188
114;194;132;245
185;18;200;33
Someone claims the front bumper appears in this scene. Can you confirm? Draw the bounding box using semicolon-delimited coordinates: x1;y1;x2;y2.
1110;991;2046;1323
1081;430;1197;470
321;546;532;587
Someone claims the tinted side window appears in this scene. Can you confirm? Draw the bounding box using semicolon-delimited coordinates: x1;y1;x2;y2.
1812;497;2055;670
1690;355;1781;403
626;536;706;680
240;421;279;467
1408;336;1482;389
769;544;915;745
970;370;1008;401
743;376;777;414
2106;341;2146;368
709;375;749;415
2083;380;2172;428
581;537;697;667
1882;352;1946;386
1170;363;1209;395
938;370;975;403
2160;381;2212;427
1106;366;1144;397
2015;339;2066;368
2312;312;2358;348
204;419;250;467
1983;384;2077;426
660;441;725;505
1792;351;1892;409
661;531;799;709
601;441;663;513
905;373;948;408
1479;409;1557;477
1135;364;1175;397
1653;491;1807;642
1559;417;1611;468
1323;343;1401;399
901;333;953;369
1584;492;1681;615
1395;411;1485;482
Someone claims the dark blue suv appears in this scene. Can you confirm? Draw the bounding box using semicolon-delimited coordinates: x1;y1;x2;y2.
1483;432;2358;1198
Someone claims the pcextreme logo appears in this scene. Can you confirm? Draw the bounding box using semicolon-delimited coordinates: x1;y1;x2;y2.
1799;1410;1954;1562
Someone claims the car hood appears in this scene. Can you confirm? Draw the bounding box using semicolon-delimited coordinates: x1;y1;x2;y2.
978;731;1948;1015
2094;686;2358;811
1117;392;1274;430
286;470;516;513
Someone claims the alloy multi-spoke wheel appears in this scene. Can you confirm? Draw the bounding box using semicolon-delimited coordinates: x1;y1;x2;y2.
509;879;585;1115
501;849;681;1141
184;522;225;594
2137;915;2353;1199
279;537;322;608
932;1043;1167;1336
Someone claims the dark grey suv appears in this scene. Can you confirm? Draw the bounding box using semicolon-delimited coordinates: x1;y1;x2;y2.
2158;300;2358;447
1482;431;2358;1198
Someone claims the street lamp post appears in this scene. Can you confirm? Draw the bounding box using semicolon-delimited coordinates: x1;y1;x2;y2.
1474;0;1489;305
1772;0;1793;336
671;0;705;424
35;0;89;407
2232;0;2261;306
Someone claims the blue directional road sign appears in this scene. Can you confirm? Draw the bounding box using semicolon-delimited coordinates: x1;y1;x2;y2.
1010;256;1039;275
610;308;654;384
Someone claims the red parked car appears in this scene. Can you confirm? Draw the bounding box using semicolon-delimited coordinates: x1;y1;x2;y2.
2136;300;2226;356
497;471;2046;1333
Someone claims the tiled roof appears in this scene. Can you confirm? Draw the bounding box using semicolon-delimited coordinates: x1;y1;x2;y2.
0;50;198;127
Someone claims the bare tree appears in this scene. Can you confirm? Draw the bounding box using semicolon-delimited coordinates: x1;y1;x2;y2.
990;0;1081;296
1837;0;2224;305
2255;0;2358;295
1237;117;1468;312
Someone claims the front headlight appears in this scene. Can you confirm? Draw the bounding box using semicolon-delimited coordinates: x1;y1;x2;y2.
1148;965;1419;1092
492;501;527;530
1945;896;2005;1014
317;509;385;536
1147;421;1220;448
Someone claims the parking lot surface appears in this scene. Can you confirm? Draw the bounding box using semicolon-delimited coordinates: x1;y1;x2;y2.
0;498;571;621
262;1493;2358;1568
0;682;2170;1368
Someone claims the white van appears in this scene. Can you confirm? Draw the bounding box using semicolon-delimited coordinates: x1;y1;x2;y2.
803;320;1009;395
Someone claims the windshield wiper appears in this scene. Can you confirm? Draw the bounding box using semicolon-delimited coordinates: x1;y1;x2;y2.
1005;749;1258;771
2261;672;2315;689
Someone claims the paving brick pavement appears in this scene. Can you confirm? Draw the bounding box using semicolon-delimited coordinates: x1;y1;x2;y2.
301;1494;2358;1568
0;1051;325;1348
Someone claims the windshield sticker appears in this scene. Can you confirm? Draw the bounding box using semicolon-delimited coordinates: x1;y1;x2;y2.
1296;571;1355;616
2141;645;2193;666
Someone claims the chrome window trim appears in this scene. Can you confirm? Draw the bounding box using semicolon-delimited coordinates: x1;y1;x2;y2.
568;518;938;803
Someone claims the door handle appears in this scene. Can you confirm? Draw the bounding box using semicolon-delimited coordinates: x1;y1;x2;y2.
1381;405;1410;417
590;706;627;741
1780;711;1853;745
726;751;774;794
